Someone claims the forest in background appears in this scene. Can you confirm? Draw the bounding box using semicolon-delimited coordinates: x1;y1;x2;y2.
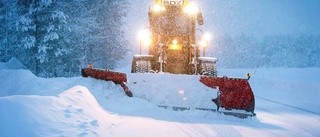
210;34;320;68
1;0;319;77
0;0;129;77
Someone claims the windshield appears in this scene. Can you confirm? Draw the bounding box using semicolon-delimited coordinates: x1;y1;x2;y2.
155;6;192;36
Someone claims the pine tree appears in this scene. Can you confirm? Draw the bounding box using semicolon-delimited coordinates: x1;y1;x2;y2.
16;0;70;77
1;0;129;77
0;0;5;61
79;0;129;70
0;0;20;62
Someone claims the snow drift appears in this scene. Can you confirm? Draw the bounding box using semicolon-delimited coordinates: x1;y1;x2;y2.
0;86;115;137
0;59;320;137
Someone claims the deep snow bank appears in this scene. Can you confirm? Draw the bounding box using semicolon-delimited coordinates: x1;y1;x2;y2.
0;86;116;137
0;58;27;70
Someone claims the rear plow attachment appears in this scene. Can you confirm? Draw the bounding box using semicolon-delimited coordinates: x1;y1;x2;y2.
81;68;133;97
200;76;256;118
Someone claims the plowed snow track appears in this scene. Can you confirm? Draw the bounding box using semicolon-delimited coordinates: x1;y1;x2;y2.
1;68;320;137
255;97;320;137
127;73;217;109
256;96;320;115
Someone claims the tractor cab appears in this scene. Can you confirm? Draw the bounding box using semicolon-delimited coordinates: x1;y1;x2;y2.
132;0;215;75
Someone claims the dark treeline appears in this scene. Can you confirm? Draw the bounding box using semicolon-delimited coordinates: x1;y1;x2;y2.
210;34;320;68
0;0;129;77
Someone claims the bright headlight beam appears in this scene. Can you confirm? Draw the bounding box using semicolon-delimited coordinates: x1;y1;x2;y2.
139;29;152;46
142;38;151;46
153;4;165;12
139;29;150;39
200;40;207;47
183;4;199;14
203;33;211;41
172;39;178;45
200;33;211;47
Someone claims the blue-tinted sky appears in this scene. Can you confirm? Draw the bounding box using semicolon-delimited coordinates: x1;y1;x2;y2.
199;0;320;38
126;0;320;38
125;0;320;54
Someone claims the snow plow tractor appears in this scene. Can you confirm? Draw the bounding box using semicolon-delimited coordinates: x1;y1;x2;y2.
81;0;255;118
130;0;255;117
131;0;217;76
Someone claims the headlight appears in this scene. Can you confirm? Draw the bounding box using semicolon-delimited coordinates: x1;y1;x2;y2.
200;33;211;47
153;4;165;12
199;40;207;47
139;29;152;46
172;39;178;45
183;4;199;14
169;39;182;50
203;33;211;41
142;38;152;46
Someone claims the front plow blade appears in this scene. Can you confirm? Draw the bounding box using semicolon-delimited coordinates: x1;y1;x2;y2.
81;68;133;97
200;76;255;117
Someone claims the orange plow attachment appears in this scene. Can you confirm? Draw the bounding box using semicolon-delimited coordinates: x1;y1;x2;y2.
200;76;255;116
81;68;133;97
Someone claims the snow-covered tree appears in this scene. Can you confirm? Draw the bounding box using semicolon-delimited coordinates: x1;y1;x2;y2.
74;0;129;69
15;0;71;77
0;0;5;61
54;0;129;76
0;0;20;62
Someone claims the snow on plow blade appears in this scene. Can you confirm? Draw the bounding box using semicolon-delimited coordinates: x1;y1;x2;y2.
81;68;133;97
200;76;255;118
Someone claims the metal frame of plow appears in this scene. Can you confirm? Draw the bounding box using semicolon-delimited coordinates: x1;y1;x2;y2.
81;68;133;97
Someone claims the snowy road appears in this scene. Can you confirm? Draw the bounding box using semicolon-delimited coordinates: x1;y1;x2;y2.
254;96;320;137
0;60;320;136
84;70;320;137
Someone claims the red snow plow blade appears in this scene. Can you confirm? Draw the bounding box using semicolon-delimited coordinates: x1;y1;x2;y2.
81;68;133;97
200;76;255;117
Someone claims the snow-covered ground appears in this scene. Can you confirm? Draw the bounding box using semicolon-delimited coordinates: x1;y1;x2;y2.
0;58;320;137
